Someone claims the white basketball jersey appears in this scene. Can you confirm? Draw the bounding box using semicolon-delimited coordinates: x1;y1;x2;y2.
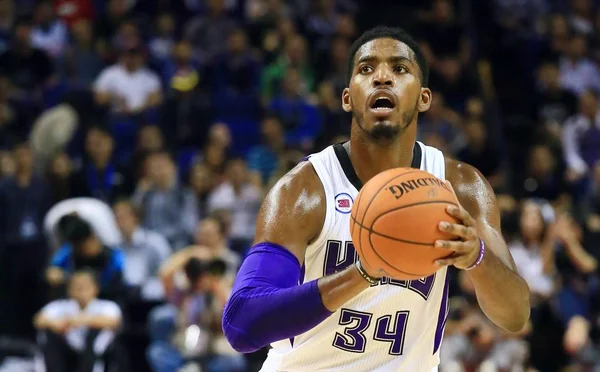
260;142;449;372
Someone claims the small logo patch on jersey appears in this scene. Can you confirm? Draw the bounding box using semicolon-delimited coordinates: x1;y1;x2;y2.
335;193;353;214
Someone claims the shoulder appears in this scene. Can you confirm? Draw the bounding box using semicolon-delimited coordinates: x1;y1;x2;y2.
445;158;498;221
264;160;325;215
254;160;326;258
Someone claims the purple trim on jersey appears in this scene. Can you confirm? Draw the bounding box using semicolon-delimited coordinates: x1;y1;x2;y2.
222;242;333;353
433;270;450;354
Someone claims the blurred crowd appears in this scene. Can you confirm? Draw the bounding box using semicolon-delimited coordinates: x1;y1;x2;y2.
0;0;599;371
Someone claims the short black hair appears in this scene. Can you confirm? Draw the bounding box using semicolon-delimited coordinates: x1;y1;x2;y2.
62;216;93;245
348;26;429;87
184;257;206;283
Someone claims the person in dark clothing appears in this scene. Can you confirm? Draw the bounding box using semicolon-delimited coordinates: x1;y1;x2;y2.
47;215;126;301
71;126;131;203
0;141;52;340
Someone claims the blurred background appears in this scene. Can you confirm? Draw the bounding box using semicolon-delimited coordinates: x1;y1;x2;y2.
0;0;599;371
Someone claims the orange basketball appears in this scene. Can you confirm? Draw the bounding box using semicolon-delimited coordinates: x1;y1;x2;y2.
350;168;459;280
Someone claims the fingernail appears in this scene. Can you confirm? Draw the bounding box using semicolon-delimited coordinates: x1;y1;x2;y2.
435;260;444;266
435;241;443;248
440;222;449;229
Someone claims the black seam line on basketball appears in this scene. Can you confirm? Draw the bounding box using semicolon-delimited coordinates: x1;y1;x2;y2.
366;225;437;278
355;200;460;244
370;200;460;232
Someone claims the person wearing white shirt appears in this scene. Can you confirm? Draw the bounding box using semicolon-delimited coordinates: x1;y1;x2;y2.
113;199;171;299
30;1;68;58
34;270;123;372
93;42;162;114
207;158;262;254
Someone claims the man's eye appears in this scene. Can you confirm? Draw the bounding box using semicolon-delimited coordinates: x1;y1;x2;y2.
360;65;373;74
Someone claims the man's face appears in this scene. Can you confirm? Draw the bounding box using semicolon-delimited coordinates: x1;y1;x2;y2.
343;38;430;142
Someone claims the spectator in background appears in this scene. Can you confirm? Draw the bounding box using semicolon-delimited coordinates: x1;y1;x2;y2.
59;19;103;89
210;28;260;96
95;0;133;44
261;34;314;102
113;198;171;299
30;0;68;59
133;150;198;250
0;15;53;109
559;33;600;97
247;115;285;186
149;12;176;63
562;89;600;189
416;0;470;68
47;215;126;301
71;126;130;202
541;14;571;62
207;158;261;254
313;80;351;150
47;151;73;203
418;91;463;153
535;61;578;141
34;270;123;372
188;162;217;220
184;0;237;61
457;119;505;190
54;0;95;29
269;68;321;150
160;40;212;148
192;216;240;276
509;200;557;303
93;41;163;115
151;257;245;372
44;197;121;250
517;144;570;206
0;140;52;340
129;125;165;186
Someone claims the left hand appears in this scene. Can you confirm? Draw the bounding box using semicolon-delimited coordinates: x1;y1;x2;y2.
434;182;481;270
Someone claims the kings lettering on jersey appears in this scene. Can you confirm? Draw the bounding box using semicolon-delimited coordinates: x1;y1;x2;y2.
323;239;436;300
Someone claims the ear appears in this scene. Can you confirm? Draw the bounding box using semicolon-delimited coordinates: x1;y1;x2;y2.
418;88;432;112
342;87;352;112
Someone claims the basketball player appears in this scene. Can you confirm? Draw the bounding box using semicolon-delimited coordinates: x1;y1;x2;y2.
222;26;530;371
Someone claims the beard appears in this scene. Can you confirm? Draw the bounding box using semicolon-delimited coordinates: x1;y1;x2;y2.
352;98;420;142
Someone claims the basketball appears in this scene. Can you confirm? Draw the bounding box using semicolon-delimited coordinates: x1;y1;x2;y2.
350;168;460;280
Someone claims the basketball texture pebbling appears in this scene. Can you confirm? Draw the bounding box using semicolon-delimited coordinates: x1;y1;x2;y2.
350;168;460;280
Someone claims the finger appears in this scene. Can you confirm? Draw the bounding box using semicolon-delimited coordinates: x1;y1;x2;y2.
446;205;476;227
435;239;472;252
439;221;477;239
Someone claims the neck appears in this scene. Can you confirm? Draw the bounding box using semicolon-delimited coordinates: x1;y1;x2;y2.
349;123;417;184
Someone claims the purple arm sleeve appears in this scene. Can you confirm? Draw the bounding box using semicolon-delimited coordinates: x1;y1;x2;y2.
222;242;333;353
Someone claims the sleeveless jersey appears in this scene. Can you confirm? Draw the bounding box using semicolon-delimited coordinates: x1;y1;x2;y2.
260;142;449;372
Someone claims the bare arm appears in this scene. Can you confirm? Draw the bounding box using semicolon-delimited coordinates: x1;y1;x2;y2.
223;162;375;352
444;159;530;332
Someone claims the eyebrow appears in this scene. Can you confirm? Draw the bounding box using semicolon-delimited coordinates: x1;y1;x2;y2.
356;55;414;66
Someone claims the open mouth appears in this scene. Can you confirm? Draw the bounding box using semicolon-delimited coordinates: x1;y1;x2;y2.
371;97;395;111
